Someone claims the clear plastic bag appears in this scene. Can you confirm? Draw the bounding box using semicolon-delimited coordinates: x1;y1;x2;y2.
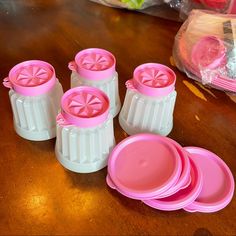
173;10;236;93
90;0;162;9
179;0;236;19
90;0;182;21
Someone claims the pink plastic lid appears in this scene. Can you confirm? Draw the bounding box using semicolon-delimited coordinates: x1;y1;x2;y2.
157;138;191;198
178;33;236;92
142;159;203;211
68;48;116;80
131;63;176;97
183;147;235;213
106;174;116;190
59;86;110;128
3;60;56;96
107;134;182;200
191;36;226;70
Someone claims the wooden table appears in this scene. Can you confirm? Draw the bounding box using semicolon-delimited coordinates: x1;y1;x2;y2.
0;0;235;235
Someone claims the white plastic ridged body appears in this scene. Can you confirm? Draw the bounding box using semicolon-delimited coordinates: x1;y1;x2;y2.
55;115;115;173
71;71;121;117
119;89;177;136
9;80;63;141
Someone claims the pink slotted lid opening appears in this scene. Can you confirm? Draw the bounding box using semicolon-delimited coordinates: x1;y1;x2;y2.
132;63;176;97
72;48;116;80
61;86;110;128
143;159;203;211
183;147;235;213
107;134;182;200
7;60;56;96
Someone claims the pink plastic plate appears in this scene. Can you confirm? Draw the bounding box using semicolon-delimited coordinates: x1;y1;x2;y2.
157;138;191;198
183;147;235;213
142;159;203;211
107;134;182;200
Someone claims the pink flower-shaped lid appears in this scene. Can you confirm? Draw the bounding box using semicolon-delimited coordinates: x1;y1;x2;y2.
107;134;182;200
131;63;176;97
59;86;110;128
183;147;235;213
68;48;116;80
3;60;56;96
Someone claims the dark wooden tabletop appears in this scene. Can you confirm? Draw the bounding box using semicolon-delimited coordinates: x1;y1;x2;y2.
0;0;235;235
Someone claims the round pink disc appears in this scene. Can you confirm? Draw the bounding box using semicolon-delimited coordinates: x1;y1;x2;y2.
61;86;109;128
108;134;182;200
157;138;191;198
183;147;235;213
142;159;203;211
191;36;226;69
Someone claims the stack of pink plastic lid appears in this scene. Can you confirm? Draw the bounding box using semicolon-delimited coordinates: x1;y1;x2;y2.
106;134;234;212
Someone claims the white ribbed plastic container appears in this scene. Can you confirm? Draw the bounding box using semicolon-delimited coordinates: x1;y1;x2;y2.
119;63;177;136
55;86;115;173
3;60;63;141
69;48;121;117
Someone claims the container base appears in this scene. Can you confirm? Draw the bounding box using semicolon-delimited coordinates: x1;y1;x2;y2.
55;148;108;173
112;102;121;117
14;123;56;141
119;116;173;136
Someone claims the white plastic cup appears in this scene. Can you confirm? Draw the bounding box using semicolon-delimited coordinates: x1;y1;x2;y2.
55;86;115;173
119;63;177;136
3;60;63;141
68;48;121;117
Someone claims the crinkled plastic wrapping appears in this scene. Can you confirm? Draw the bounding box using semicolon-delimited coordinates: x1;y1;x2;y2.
90;0;181;21
180;0;236;19
173;10;236;93
90;0;162;9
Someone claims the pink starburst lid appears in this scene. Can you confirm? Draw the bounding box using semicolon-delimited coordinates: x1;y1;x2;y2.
3;60;56;96
131;63;176;97
68;48;116;80
59;86;110;128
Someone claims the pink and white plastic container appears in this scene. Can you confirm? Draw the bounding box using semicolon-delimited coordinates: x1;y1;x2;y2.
68;48;121;117
3;60;63;141
119;63;177;136
55;86;115;173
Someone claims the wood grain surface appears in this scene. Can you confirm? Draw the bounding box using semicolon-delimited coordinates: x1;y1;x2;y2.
0;0;235;235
